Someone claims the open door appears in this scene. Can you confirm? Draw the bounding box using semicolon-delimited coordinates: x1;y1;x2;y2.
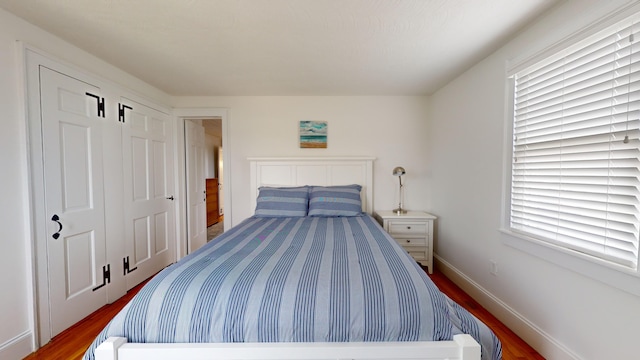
185;119;207;253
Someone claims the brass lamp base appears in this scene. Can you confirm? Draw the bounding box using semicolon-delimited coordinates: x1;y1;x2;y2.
393;208;407;215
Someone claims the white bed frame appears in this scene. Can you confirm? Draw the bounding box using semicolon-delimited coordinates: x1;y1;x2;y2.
95;157;481;360
95;335;480;360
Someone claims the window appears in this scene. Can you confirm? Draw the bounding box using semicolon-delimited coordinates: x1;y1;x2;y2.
509;14;640;270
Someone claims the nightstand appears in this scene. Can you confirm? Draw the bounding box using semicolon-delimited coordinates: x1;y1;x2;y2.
374;210;437;274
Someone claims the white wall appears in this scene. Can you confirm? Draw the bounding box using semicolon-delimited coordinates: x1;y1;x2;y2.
172;96;430;224
428;1;640;359
0;8;169;359
205;133;221;179
0;14;32;360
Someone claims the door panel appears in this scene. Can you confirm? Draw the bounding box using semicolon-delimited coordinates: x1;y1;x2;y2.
40;67;108;336
122;100;175;290
133;216;151;263
185;119;207;253
64;230;95;297
155;212;169;253
60;122;93;210
153;140;167;198
131;136;149;201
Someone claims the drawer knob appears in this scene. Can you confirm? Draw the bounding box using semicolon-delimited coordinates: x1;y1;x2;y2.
406;226;411;229
406;239;410;243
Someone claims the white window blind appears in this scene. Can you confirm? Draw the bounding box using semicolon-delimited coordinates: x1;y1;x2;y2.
511;15;640;269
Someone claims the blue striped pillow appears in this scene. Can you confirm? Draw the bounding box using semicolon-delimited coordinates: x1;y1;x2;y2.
308;185;363;217
254;186;309;217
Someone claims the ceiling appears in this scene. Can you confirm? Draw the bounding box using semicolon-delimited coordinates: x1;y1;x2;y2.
0;0;560;96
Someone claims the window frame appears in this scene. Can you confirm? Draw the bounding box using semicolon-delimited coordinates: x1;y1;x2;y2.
501;8;640;297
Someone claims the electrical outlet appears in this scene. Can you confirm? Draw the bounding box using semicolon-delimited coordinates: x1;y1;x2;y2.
490;260;498;276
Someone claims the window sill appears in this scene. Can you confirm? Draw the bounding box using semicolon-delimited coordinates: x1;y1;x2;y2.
499;228;640;298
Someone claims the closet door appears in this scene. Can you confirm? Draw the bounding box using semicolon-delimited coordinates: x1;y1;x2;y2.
40;67;108;336
122;99;176;290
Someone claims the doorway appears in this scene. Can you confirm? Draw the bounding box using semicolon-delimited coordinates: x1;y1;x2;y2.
202;118;224;222
202;119;224;240
175;108;230;259
184;118;224;253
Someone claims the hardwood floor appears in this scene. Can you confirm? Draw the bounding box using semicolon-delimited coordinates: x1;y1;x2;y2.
23;270;543;360
427;269;544;360
22;280;149;360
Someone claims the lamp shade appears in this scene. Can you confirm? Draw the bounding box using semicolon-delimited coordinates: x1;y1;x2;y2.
392;166;406;176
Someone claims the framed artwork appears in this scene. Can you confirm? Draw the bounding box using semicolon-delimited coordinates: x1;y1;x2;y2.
299;121;327;148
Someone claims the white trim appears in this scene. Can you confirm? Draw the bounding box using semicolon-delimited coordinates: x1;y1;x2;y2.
0;331;34;360
94;334;480;360
434;255;581;360
500;228;640;297
500;75;515;228
501;2;640;297
15;41;38;354
173;108;231;260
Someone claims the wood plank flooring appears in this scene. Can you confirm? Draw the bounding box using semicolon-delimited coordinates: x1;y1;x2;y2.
23;269;543;360
427;269;544;360
22;279;149;360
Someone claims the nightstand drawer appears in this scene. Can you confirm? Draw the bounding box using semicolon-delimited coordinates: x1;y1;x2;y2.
405;248;427;261
395;237;427;246
388;222;427;235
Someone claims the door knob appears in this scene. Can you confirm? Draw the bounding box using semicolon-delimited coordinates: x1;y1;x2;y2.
166;196;174;201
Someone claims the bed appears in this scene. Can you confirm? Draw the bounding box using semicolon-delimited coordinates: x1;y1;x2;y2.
85;157;502;360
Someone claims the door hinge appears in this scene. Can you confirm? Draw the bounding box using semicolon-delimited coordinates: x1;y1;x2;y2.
86;92;105;118
92;264;111;291
118;103;133;123
123;256;137;275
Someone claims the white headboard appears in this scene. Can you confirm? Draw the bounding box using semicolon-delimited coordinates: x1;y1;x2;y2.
249;157;375;214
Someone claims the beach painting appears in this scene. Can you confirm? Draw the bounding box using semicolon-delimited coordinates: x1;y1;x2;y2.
299;121;328;148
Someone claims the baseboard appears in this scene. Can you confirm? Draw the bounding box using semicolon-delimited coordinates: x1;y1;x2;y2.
434;255;581;360
0;331;34;360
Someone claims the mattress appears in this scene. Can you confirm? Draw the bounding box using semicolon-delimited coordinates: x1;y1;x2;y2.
83;215;501;360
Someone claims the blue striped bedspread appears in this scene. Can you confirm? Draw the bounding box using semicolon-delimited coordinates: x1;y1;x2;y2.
84;215;501;360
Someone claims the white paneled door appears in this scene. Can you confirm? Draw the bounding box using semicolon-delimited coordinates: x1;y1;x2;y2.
40;67;109;337
122;99;176;290
38;64;178;338
185;119;207;253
